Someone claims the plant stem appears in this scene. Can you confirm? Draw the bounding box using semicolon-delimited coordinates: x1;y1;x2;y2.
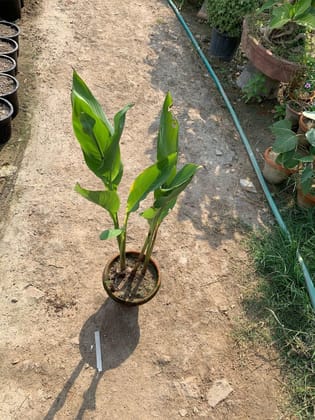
119;213;129;271
142;222;160;275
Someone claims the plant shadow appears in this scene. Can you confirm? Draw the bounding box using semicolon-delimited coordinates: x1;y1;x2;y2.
44;299;140;420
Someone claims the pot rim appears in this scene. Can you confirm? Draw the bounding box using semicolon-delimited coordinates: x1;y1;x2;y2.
0;37;18;54
0;54;16;72
0;20;20;37
103;250;161;306
0;97;13;120
0;73;19;95
263;147;295;175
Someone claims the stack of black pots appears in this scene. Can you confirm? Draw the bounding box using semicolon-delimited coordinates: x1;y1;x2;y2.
0;0;22;143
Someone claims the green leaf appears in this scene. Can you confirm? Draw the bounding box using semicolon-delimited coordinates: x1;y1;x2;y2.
157;92;179;162
272;129;298;153
99;229;123;240
72;70;113;134
74;183;120;217
126;153;177;214
271;119;292;131
294;0;311;18
258;0;278;13
275;150;299;168
72;71;133;189
153;163;200;209
295;9;315;28
300;165;314;194
270;4;292;28
306;128;315;147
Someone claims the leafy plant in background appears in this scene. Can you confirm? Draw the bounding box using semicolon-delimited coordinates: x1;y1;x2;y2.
71;70;200;275
206;0;261;38
242;72;268;103
271;118;315;194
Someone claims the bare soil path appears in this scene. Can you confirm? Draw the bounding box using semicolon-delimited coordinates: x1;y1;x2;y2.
0;0;290;418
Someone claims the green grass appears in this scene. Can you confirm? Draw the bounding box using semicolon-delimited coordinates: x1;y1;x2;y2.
244;206;315;419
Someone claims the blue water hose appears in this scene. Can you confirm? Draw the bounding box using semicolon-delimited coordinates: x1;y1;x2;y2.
167;0;315;309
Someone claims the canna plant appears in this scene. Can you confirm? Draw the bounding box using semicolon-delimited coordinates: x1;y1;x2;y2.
71;70;200;302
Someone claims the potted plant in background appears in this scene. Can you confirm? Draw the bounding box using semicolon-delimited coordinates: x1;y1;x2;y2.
206;0;260;61
71;70;200;306
241;0;315;83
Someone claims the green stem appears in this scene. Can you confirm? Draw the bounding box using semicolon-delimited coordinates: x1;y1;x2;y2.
142;222;160;275
119;213;129;271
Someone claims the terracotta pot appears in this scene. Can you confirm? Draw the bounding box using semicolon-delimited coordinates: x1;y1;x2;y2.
262;147;293;184
0;97;13;143
298;113;315;134
285;100;305;129
241;19;301;83
103;251;161;306
297;187;315;209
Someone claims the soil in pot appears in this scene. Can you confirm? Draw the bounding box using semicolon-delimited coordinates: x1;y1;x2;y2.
0;37;18;63
103;251;161;306
0;73;19;118
0;54;16;75
0;21;20;45
0;97;13;143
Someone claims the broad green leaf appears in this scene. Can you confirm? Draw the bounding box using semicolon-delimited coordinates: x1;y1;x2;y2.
153;164;200;209
296;10;315;28
298;155;315;162
270;4;291;28
99;229;123;240
294;0;311;18
126;153;177;214
258;0;278;12
72;70;113;134
75;183;120;217
301;165;314;194
275;150;299;168
306;128;315;147
270;119;292;132
141;207;158;220
157;92;179;162
272;129;298;153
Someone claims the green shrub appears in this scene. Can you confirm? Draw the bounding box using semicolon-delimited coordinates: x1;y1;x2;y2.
206;0;261;38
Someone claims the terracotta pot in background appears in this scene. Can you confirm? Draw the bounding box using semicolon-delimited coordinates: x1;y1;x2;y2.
262;147;294;184
241;19;301;83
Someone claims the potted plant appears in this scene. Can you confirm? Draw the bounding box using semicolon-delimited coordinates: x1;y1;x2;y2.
241;0;315;83
71;71;200;305
206;0;260;61
266;116;315;207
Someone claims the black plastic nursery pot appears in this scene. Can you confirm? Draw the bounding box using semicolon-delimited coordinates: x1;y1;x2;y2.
0;36;18;63
0;54;16;75
0;73;19;118
0;20;20;46
210;28;241;62
0;97;13;143
0;0;22;21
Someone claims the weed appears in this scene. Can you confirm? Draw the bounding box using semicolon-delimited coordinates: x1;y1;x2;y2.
243;207;315;418
242;72;268;103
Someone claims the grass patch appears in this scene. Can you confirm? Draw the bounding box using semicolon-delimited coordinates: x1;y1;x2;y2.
244;206;315;418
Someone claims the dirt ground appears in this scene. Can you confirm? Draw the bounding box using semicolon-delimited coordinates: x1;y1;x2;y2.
0;0;292;419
